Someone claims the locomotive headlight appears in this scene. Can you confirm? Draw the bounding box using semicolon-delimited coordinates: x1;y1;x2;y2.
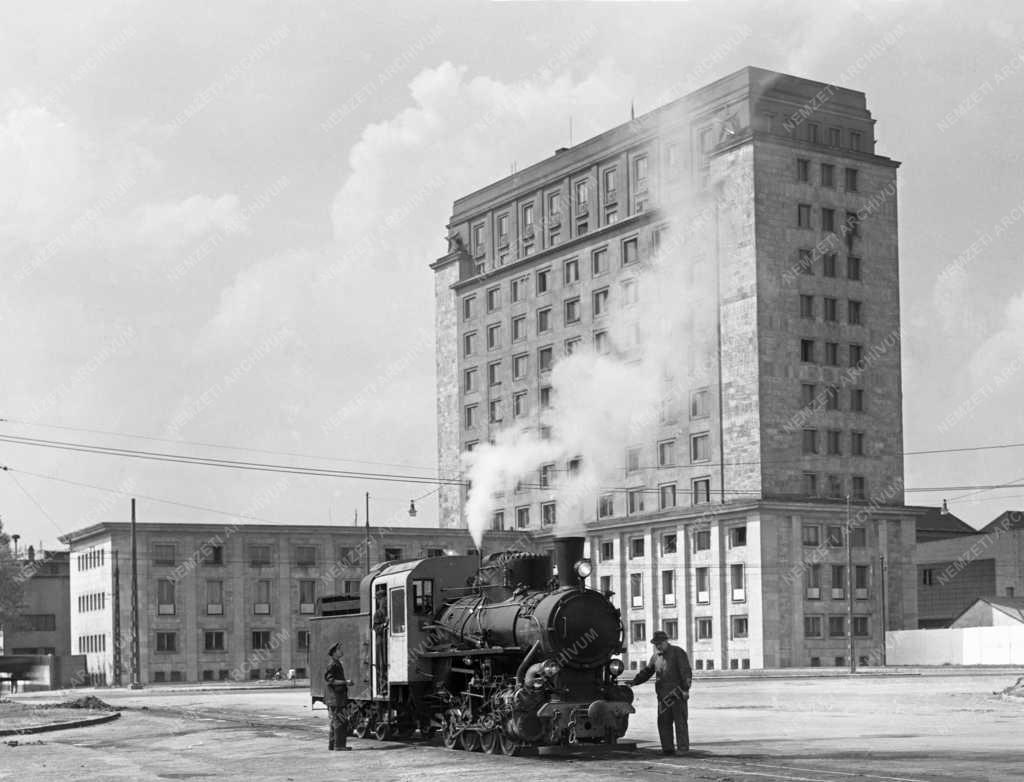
542;659;561;678
608;659;624;677
574;559;593;579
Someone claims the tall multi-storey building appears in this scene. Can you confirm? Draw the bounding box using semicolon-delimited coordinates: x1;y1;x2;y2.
59;522;525;685
0;548;70;657
432;66;949;668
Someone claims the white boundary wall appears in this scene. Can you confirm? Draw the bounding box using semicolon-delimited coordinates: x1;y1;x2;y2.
887;626;1024;665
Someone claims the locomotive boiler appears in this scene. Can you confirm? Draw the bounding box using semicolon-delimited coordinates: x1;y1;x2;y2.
309;536;634;754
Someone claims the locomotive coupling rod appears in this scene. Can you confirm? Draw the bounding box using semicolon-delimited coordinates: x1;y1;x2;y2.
418;646;521;658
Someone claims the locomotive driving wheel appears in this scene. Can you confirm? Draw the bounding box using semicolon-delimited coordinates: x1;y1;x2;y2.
459;730;480;752
479;730;499;754
353;707;372;739
441;722;460;750
499;732;523;756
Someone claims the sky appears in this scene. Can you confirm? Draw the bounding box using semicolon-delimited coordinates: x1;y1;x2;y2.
2;0;1023;549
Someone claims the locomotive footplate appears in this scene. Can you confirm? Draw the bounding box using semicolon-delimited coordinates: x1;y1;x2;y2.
535;699;635;741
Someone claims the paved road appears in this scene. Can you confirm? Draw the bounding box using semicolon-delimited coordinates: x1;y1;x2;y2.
2;672;1023;781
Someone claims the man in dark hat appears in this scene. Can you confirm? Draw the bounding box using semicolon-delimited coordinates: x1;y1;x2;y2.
325;641;354;751
627;630;692;755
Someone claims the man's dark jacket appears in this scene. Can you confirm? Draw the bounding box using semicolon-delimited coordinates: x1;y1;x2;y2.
324;659;349;707
630;644;692;699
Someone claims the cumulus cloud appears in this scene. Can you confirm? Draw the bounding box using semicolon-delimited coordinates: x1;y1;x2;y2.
969;289;1024;390
123;193;248;247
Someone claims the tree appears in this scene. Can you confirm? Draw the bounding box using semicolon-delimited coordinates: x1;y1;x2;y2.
0;519;26;641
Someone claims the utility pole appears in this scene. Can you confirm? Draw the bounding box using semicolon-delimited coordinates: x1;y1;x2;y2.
846;495;856;674
112;551;121;686
880;555;888;666
364;492;371;576
130;498;143;688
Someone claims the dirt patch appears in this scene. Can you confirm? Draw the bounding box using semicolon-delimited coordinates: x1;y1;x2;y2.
37;696;121;712
995;676;1024;698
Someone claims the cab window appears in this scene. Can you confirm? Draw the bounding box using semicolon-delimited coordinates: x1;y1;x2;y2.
389;588;406;634
412;579;434;615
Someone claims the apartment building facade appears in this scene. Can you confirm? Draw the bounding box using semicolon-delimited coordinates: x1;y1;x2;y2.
432;66;939;667
59;522;525;685
0;549;71;657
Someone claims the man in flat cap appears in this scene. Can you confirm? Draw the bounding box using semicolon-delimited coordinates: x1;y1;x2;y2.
628;630;692;755
325;641;354;750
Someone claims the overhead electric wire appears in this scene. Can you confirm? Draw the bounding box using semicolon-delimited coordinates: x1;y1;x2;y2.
4;469;65;535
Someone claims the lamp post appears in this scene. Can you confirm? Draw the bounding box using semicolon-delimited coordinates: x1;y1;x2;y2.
364;492;370;576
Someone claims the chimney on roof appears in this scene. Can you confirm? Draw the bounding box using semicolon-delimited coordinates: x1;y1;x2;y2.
555;147;569;155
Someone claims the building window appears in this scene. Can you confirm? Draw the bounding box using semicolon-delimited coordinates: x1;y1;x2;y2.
797;158;810;183
536;267;551;294
822;207;835;232
850;388;865;412
824;297;837;322
252;630;272;650
462;295;475;321
539;346;554;372
487;323;501;350
693;478;711;504
592;287;609;317
731;616;749;639
849;131;862;151
154;544;175;566
577;220;589;236
575;179;588;207
803;472;819;497
384;548;403;562
827;474;843;498
829;616;846;638
827;526;844;547
800;294;814;319
799;248;814;274
203;545;223;565
804;616;822;638
490;511;504;532
603;167;617;194
631;621;647;643
472;223;485;253
798;203;812;228
512;391;528;418
821;163;835;188
694;529;711;552
594;330;609;354
564;258;579;284
629;573;643;608
498;213;510;241
539;385;552;409
156;632;177;652
729;526;747;548
511;276;527;302
206;580;223;615
802;524;820;546
547;191;561;218
848;300;862;325
807;122;820;143
542;502;556;527
511;353;528;380
802;429;819;455
622;237;638;265
696;618;713;640
827;429;842;456
659;485;675;509
204;630;225;652
464;404;477;429
523;203;534;228
488;361;501;387
690;388;709;418
658;439;676;467
464;366;478;393
691;433;710;462
823;253;837;277
922;568;934;586
629;537;645;558
627;488;645;514
626;446;642;473
157;579;176;615
730;563;745;602
486;287;501;312
800;339;815;363
598;493;615;518
828;127;841;146
825;342;839;366
847;256;861;281
295;546;316;567
592;248;608;275
853;616;869;637
463;332;477;357
537;308;551;333
807;563;822;597
852;475;867;501
845;168;859;192
851;431;864;456
254;579;272;614
662;570;676;606
516;506;530;529
564;336;581;355
855;565;870;597
634;155;648;185
600;541;614;561
825;385;839;410
831;565;846;599
511;315;526;342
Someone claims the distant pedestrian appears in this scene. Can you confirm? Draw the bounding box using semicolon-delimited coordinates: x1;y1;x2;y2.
627;630;692;755
325;642;354;751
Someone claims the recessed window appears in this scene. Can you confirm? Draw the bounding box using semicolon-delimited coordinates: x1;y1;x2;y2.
204;630;225;651
594;330;609;354
800;294;815;319
847;256;861;281
731;615;749;638
691;388;709;418
564;297;580;323
538;346;553;372
728;526;747;548
630;537;645;558
848;300;862;325
604;167;616;194
852;475;867;501
295;546;316;567
156;631;177;652
600;541;614;561
510;276;527;302
829;616;846;638
696;618;713;640
516;506;530;529
627;488;645;514
592;247;608;275
798;203;812;228
849;131;862;151
547;191;560;217
626;446;641;472
851;431;865;456
825;342;838;366
252;630;272;650
498;213;510;240
565;336;581;355
807;122;820;143
622;278;638;306
662;533;677;554
511;315;526;342
797;158;810;182
512;391;527;418
662;570;676;605
577;220;589;236
512;353;528;380
157;579;176;615
658;439;676;467
542;502;556;527
523;203;534;227
821;163;834;188
536;268;551;294
488;398;502;423
691;433;710;462
575;180;588;206
850;388;865;412
249;546;271;567
634;155;648;184
487;323;501;350
598;493;615;518
804;616;822;638
827;429;842;456
154;544;175;565
693;478;710;504
592;288;609;316
622;237;638;265
803;472;818;497
539;385;551;409
486;287;501;312
823;253;837;277
537;308;552;333
631;620;647;643
488;361;501;386
694;529;711;551
464;404;477;429
825;385;839;410
800;339;815;363
802;429;819;455
802;383;816;407
799;248;814;274
824;297;837;322
463;332;477;357
802;524;820;546
464;366;477;393
822;208;835;232
845;168;859;192
564;258;579;284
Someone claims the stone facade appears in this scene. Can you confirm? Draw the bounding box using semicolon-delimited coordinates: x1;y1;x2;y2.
59;522;527;685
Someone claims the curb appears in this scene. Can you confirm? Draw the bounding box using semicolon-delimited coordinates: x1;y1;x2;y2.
0;711;121;737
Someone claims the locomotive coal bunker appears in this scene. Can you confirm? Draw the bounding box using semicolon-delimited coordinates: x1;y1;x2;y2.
309;536;634;754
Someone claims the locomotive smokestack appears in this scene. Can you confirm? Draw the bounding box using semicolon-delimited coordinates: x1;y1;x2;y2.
553;536;585;588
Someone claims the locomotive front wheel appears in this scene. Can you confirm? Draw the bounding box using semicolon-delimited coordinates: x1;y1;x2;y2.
479;730;499;754
459;730;481;752
442;724;460;750
353;713;372;739
373;722;391;741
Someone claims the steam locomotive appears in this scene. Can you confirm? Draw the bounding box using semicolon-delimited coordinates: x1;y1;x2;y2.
309;536;634;754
